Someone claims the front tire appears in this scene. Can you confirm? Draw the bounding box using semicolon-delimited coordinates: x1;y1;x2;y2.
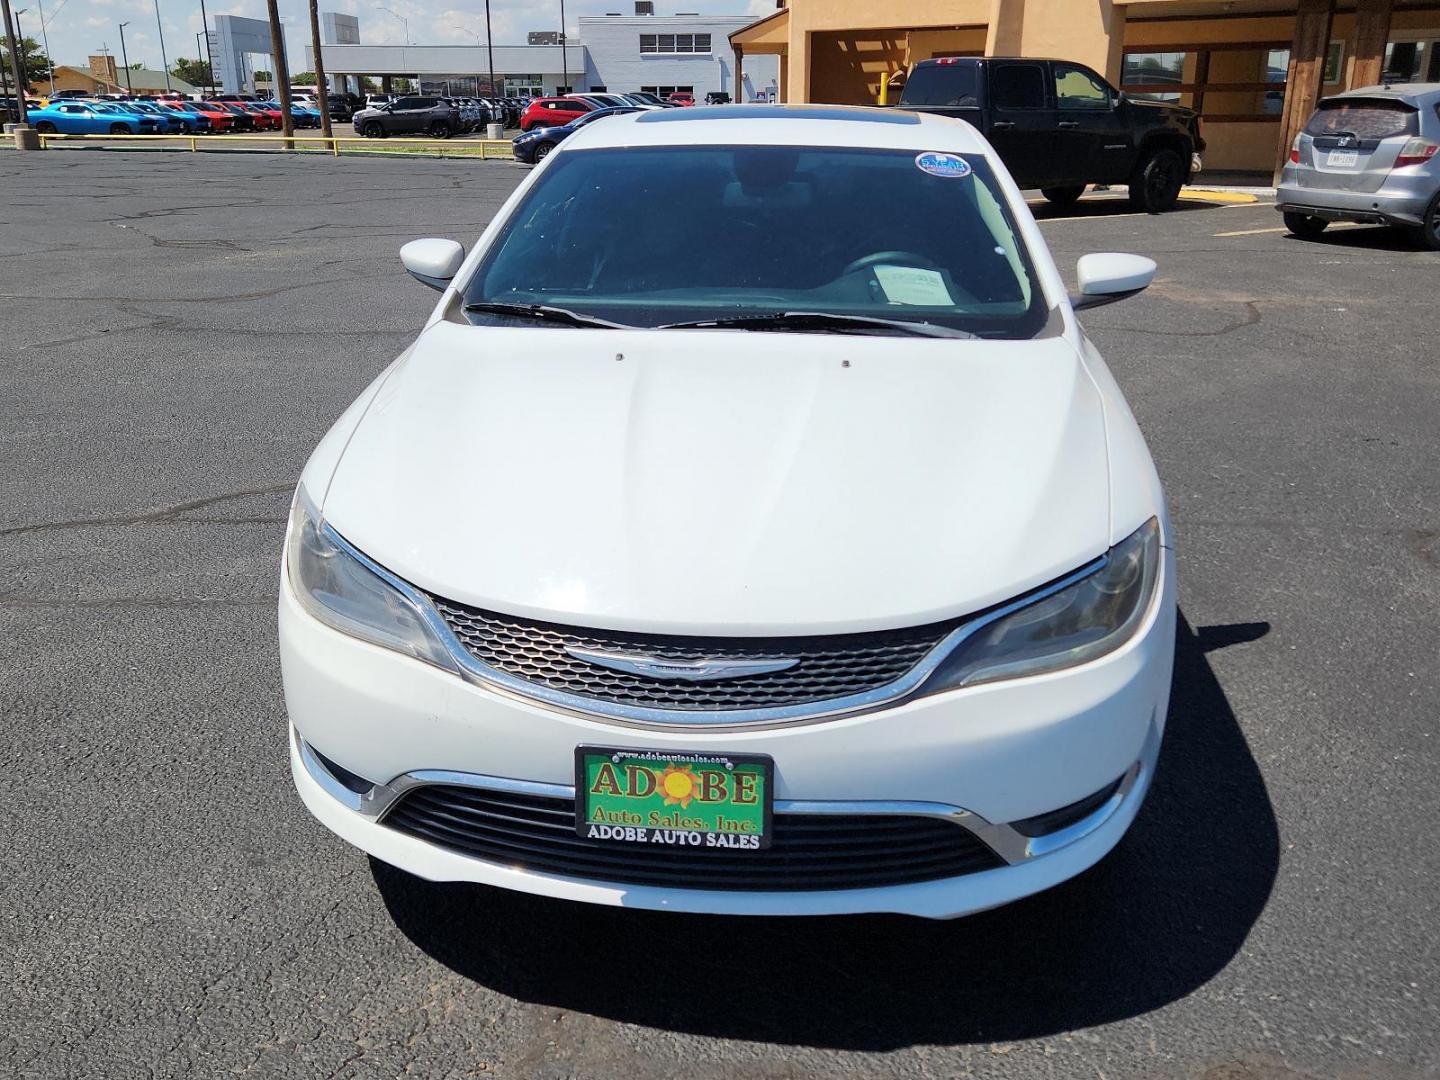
1283;211;1329;239
429;121;451;139
1041;185;1087;207
362;120;385;138
533;142;554;161
35;120;56;134
109;123;130;135
1128;148;1186;213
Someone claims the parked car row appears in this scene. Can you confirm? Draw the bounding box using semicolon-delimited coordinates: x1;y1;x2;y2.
23;93;338;135
517;91;695;132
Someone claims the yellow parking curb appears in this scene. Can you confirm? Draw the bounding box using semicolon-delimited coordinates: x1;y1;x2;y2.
1181;188;1260;204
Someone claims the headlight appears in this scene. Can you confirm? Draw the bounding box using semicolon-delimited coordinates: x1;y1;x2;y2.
920;518;1162;694
285;487;459;673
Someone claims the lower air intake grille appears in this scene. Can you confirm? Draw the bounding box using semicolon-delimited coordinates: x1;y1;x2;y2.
384;785;1004;891
428;597;961;712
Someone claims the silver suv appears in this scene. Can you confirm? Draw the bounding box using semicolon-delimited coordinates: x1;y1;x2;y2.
1277;83;1440;249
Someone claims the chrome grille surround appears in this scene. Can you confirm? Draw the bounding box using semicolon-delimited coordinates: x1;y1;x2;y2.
429;595;963;713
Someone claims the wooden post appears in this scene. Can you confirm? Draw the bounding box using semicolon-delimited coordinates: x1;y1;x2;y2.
1349;0;1393;89
1274;0;1335;182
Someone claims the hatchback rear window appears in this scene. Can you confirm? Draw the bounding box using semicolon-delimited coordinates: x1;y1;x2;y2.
1305;99;1418;140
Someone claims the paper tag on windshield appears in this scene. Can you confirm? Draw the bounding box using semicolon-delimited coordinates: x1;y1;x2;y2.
873;266;953;306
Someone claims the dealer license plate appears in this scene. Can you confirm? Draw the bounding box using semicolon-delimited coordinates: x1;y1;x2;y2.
575;747;773;850
1327;149;1359;168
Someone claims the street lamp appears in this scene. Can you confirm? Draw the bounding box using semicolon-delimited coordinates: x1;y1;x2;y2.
12;7;27;92
377;5;407;46
452;25;479;44
117;20;133;95
152;0;171;90
36;0;55;94
559;0;567;93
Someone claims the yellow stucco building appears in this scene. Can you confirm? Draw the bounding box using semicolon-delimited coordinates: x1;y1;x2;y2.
732;0;1440;176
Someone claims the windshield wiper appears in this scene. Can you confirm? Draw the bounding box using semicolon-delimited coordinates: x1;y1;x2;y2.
657;311;978;339
462;302;628;329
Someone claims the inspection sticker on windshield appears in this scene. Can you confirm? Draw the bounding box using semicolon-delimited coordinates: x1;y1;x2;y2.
915;151;972;179
874;265;954;306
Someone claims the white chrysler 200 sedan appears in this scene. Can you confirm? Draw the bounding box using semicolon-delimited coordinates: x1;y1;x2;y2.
282;106;1176;919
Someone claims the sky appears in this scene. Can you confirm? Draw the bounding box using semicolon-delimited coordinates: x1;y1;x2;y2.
19;0;773;75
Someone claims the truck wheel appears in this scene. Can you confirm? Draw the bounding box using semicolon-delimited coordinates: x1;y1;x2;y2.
1414;194;1440;251
1041;185;1086;207
1283;212;1329;240
1128;148;1186;212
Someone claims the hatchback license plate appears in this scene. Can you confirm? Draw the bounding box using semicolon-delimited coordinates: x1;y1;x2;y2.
575;747;773;850
1327;149;1359;167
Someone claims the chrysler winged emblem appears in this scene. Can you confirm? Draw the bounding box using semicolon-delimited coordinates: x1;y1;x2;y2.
565;646;799;681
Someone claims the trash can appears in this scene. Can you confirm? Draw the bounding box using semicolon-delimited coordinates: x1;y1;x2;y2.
486;122;504;140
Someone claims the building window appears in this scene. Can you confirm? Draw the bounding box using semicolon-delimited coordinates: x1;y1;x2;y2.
639;32;712;55
1121;51;1186;103
641;85;695;97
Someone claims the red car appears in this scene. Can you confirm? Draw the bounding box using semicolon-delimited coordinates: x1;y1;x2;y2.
667;92;696;107
163;100;234;132
520;96;593;131
206;102;256;131
185;101;237;131
212;99;280;130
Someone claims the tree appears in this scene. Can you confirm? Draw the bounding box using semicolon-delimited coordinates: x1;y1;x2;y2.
289;70;317;85
170;56;212;87
0;37;53;89
252;68;271;79
130;62;144;70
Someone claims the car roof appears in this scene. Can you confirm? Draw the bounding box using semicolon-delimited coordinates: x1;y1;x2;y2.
565;104;986;153
1328;82;1440;105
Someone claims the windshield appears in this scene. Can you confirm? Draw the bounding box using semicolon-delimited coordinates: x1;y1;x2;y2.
464;145;1047;338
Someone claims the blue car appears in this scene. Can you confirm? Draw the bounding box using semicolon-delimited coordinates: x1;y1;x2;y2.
28;101;161;136
260;99;322;128
511;106;640;164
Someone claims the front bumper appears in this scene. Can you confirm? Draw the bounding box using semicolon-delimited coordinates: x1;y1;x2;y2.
1276;173;1435;227
281;553;1176;919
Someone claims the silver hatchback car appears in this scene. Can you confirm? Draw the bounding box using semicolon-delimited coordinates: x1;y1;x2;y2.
1277;83;1440;249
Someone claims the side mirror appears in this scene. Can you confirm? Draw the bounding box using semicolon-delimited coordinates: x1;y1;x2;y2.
1071;252;1156;310
400;238;465;292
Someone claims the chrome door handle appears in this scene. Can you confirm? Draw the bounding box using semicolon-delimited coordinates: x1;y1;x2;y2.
991;121;1015;131
1058;121;1080;129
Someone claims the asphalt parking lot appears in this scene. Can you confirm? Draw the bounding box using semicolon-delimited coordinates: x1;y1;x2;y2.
2;151;1438;1080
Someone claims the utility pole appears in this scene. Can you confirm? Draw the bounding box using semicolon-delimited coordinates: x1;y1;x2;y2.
558;0;567;93
307;0;330;140
2;0;28;121
152;0;170;90
263;0;293;144
484;0;494;98
36;0;53;94
11;7;27;97
118;21;133;94
198;0;216;96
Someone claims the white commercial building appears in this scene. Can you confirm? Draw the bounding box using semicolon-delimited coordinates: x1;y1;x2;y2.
579;13;778;102
306;6;777;101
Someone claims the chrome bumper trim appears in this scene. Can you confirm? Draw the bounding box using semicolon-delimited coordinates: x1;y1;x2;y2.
293;719;1157;868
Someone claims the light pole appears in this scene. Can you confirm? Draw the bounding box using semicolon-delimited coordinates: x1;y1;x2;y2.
558;0;567;93
151;0;171;90
377;5;407;46
452;25;478;44
117;21;133;94
484;0;494;99
13;7;27;94
36;0;53;94
2;0;28;119
198;0;216;95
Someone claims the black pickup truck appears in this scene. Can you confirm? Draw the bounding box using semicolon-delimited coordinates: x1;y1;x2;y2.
895;57;1205;212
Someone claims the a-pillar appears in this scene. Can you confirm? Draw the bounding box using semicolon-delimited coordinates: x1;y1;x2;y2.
1349;0;1393;88
1274;0;1336;180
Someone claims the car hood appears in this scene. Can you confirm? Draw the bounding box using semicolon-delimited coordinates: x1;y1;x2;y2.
321;322;1112;635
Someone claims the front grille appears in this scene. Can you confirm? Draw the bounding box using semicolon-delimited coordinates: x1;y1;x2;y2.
385;785;1004;891
429;597;961;712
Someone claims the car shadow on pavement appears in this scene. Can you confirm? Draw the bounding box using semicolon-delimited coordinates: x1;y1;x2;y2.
1028;197;1221;220
372;610;1278;1050
1285;225;1431;252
